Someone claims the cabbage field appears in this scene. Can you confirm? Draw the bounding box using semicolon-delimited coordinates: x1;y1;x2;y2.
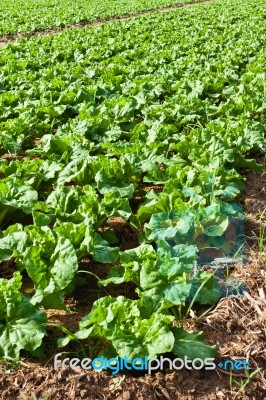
0;0;204;36
0;0;265;398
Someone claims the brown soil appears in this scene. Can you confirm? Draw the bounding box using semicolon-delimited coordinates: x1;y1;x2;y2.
0;0;216;47
241;165;266;249
0;165;265;399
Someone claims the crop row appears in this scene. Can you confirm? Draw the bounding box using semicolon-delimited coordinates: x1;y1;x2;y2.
0;0;202;37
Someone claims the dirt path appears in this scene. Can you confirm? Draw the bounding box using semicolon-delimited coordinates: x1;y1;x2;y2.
0;0;216;46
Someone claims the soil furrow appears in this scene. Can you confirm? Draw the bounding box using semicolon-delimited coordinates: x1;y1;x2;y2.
0;0;216;46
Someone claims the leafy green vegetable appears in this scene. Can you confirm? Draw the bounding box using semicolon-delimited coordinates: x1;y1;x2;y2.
0;273;46;359
0;178;38;227
172;328;217;360
72;296;175;359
